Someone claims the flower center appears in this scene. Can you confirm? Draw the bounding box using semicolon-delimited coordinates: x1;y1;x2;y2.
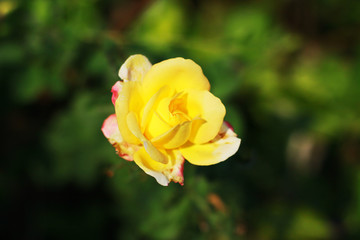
168;93;191;123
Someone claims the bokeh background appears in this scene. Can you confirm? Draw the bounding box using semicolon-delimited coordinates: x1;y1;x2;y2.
2;0;360;239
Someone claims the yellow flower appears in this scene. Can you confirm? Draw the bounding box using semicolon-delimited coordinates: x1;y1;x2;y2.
102;55;241;186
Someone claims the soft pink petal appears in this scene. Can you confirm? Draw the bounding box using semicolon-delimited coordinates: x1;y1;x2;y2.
102;114;139;161
101;114;120;139
111;81;122;105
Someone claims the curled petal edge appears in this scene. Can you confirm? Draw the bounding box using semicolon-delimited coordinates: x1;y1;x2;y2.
118;54;152;82
133;147;185;186
180;121;241;166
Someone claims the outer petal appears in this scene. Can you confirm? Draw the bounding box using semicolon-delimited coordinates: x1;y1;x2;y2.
118;54;152;82
134;147;184;186
115;81;143;145
111;81;122;105
141;58;210;101
101;114;139;161
180;122;241;166
102;114;122;143
186;89;226;144
115;55;150;144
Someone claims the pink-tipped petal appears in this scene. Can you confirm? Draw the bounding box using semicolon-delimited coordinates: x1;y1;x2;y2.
223;121;234;132
102;114;121;140
102;114;139;161
170;156;184;186
133;148;185;186
111;81;122;105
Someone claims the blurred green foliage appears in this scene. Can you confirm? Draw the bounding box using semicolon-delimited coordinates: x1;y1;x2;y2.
2;0;360;239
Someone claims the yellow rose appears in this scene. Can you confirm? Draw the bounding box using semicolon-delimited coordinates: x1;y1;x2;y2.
102;55;241;186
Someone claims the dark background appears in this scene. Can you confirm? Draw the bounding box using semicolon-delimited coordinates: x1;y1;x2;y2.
1;0;360;239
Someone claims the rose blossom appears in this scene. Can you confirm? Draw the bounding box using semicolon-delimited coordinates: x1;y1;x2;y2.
102;55;241;186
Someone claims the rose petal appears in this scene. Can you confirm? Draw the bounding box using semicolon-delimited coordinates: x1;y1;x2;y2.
101;114;122;142
101;114;138;161
115;55;151;144
186;89;226;144
111;81;122;105
151;121;192;149
133;147;184;186
126;111;168;164
180;122;241;166
141;58;210;101
118;54;152;82
141;86;171;133
115;81;142;145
